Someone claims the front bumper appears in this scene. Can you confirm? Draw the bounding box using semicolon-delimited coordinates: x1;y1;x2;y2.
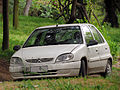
9;61;81;79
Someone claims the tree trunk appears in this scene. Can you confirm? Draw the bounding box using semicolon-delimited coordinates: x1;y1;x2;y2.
67;0;90;23
76;3;85;21
23;0;32;16
0;0;2;14
13;0;19;29
2;0;9;50
67;0;77;24
77;0;90;23
115;0;120;12
103;0;119;27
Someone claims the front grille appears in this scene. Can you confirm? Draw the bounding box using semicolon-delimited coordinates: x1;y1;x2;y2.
26;58;54;63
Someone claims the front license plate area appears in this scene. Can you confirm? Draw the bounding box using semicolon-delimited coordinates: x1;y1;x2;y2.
31;66;48;72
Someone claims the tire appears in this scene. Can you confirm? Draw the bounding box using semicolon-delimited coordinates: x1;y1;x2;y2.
80;60;87;77
102;60;112;77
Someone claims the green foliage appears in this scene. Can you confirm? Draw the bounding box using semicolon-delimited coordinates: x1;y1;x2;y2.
39;4;57;18
98;24;120;59
50;0;72;21
18;80;36;89
9;0;14;14
32;0;41;10
19;0;26;15
76;18;89;23
30;0;58;18
9;0;26;15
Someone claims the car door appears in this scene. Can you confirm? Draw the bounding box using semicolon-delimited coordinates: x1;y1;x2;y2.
81;25;101;73
88;25;108;71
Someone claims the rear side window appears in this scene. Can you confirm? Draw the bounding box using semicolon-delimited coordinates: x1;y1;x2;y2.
81;26;94;44
89;26;104;43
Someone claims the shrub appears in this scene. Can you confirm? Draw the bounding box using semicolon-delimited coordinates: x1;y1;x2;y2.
29;0;58;18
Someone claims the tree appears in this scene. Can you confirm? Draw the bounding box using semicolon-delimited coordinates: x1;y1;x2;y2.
67;0;77;23
76;0;90;23
67;0;90;23
2;0;9;50
13;0;19;29
23;0;32;16
103;0;119;27
53;0;90;24
115;0;120;12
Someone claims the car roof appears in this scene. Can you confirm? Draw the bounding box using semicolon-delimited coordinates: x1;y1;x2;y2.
36;23;93;30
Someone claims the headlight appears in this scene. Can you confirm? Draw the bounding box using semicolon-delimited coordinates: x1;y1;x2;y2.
56;53;74;62
10;57;23;65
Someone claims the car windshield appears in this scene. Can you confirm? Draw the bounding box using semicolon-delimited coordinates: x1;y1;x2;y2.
23;26;83;48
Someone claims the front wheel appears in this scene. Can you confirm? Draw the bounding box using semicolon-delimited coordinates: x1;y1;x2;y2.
80;60;87;77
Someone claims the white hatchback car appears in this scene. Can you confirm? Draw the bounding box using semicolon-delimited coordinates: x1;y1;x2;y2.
9;24;113;79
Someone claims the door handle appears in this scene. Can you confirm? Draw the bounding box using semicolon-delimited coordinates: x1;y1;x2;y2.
96;49;98;52
105;48;107;50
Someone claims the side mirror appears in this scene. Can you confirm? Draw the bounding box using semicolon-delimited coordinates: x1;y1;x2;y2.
13;45;21;51
87;40;98;46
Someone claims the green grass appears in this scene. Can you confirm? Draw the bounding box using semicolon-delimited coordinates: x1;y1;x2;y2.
0;15;63;59
0;67;119;90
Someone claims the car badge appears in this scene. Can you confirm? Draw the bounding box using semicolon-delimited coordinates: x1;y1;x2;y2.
37;58;41;63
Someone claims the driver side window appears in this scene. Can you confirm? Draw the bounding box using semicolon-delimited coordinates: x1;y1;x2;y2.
81;26;94;44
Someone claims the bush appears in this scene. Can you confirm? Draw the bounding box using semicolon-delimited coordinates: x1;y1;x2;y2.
29;0;58;18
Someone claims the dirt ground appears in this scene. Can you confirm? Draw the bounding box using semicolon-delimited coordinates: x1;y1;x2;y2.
113;57;120;68
0;59;120;82
0;59;13;81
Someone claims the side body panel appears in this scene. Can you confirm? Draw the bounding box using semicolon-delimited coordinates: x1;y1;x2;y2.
87;25;112;73
81;25;101;74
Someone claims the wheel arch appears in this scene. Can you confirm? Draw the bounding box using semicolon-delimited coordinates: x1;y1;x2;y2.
108;57;113;66
81;56;88;74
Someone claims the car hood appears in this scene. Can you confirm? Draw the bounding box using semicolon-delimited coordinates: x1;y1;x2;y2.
12;44;79;62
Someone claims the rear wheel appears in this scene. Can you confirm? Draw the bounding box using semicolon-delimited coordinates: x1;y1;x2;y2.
102;60;112;77
80;60;87;77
